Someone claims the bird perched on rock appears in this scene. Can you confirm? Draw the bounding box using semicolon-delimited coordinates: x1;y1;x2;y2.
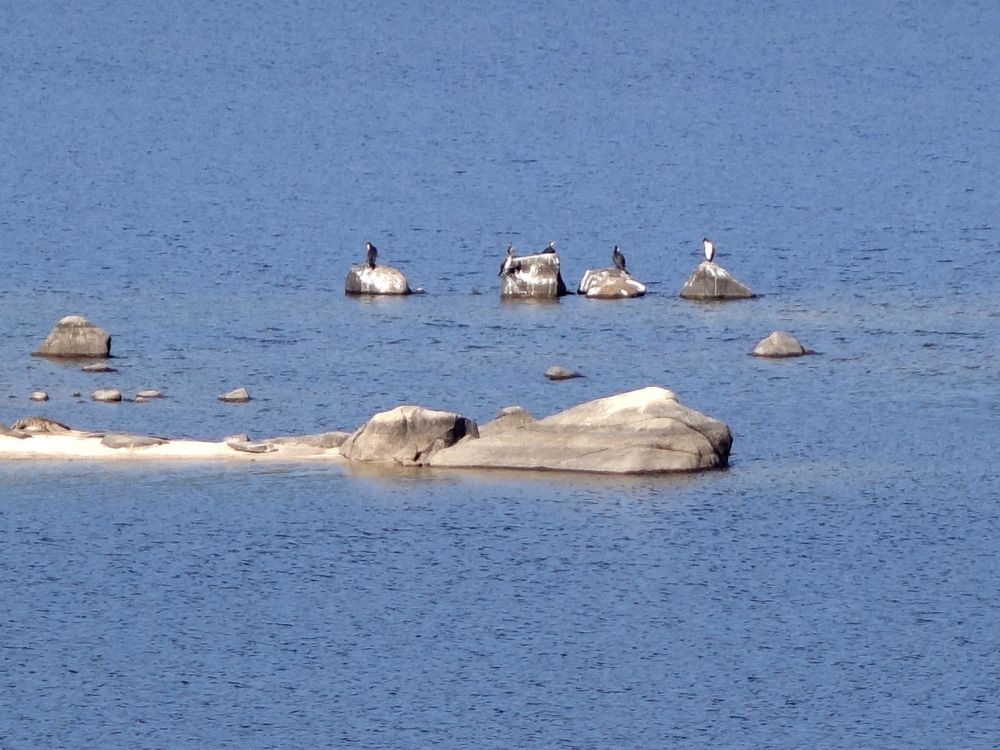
365;242;378;269
612;245;626;271
702;237;716;263
499;245;518;276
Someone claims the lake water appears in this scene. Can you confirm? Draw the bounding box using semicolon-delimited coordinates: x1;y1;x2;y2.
2;1;999;747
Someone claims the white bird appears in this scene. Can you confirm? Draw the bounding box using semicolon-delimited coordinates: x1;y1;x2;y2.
702;237;716;263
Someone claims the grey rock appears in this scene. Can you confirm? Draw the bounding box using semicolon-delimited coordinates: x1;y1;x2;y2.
10;416;73;433
33;315;112;358
431;386;732;475
340;405;479;466
577;268;647;299
30;391;49;402
266;431;350;449
344;264;412;295
679;262;754;300
136;389;164;400
101;433;169;449
479;406;535;437
545;365;584;381
218;387;251;403
226;439;276;454
751;331;812;358
500;252;568;299
82;362;117;373
92;389;123;403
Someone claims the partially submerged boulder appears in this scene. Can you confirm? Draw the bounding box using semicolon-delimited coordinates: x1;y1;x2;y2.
752;331;812;358
679;262;753;300
92;389;123;403
431;386;732;474
500;252;568;299
345;265;411;296
577;268;646;299
340;405;479;466
218;387;251;403
545;365;584;381
33;315;111;358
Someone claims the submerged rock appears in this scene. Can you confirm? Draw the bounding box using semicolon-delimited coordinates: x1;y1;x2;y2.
545;365;584;381
33;315;112;358
431;386;732;474
82;362;117;373
752;331;812;358
345;265;411;295
500;252;568;299
679;262;754;300
577;268;646;299
340;405;479;466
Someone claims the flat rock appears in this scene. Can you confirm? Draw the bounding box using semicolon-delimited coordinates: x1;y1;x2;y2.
430;386;732;475
345;264;411;295
545;365;584;381
752;331;812;358
82;362;117;373
577;268;647;298
679;262;754;300
340;405;479;466
266;431;350;449
136;389;164;399
218;387;251;403
500;252;568;299
101;433;169;449
33;315;112;358
92;389;123;402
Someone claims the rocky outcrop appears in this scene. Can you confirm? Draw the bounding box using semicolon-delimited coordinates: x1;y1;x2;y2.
430;386;731;474
577;268;646;299
345;265;411;295
33;315;111;358
679;262;754;300
340;405;479;466
751;331;812;358
500;252;568;299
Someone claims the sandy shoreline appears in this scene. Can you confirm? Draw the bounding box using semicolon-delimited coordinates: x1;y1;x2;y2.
0;433;346;463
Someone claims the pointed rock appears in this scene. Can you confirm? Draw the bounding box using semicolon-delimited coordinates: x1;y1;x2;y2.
33;315;112;358
679;262;754;300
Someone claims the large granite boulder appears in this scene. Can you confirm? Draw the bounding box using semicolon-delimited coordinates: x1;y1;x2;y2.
33;315;111;358
340;405;479;466
430;386;731;474
679;262;754;300
752;331;811;358
345;264;411;295
500;252;568;299
577;268;646;299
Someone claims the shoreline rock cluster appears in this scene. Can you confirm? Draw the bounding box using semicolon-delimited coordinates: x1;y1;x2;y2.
0;386;732;475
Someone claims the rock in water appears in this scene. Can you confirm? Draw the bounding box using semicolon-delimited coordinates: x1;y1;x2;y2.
344;265;412;295
82;362;117;373
218;387;251;403
30;391;49;402
340;405;479;466
751;331;811;358
545;366;584;381
92;389;123;402
576;268;646;299
430;386;732;474
500;252;568;299
33;315;112;358
679;262;754;300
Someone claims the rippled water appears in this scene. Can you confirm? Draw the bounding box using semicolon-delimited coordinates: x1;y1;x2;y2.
2;1;999;747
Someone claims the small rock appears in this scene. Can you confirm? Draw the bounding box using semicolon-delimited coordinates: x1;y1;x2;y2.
82;363;117;373
752;331;812;358
101;433;169;449
136;389;164;400
344;264;412;295
218;387;251;403
577;268;646;299
92;389;123;403
545;366;584;381
70;391;82;398
30;391;49;402
226;440;276;454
